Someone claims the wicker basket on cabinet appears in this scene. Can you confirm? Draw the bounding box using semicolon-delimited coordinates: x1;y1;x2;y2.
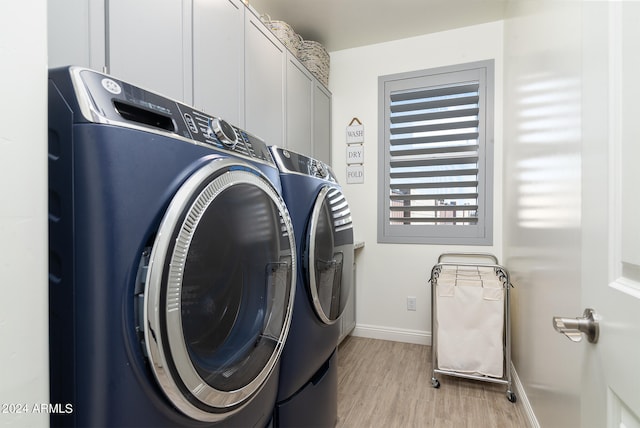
298;39;330;87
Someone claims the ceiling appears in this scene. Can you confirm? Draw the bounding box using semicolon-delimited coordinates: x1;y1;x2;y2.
247;0;508;52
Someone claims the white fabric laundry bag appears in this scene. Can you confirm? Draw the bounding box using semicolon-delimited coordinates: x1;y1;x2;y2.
435;277;504;378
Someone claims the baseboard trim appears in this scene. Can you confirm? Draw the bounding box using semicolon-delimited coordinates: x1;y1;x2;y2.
351;324;431;345
510;363;539;428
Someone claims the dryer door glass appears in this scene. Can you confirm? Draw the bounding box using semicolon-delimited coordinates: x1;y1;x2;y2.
143;160;295;422
307;186;355;324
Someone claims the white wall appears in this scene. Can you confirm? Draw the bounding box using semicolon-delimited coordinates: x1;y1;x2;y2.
330;22;504;344
0;1;49;428
503;2;583;427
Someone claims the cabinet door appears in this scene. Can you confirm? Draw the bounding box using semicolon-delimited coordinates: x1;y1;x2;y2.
48;0;105;70
244;12;285;147
313;82;332;165
286;53;313;155
193;0;244;126
108;0;191;103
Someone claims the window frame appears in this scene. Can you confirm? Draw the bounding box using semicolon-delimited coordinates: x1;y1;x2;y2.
377;60;495;245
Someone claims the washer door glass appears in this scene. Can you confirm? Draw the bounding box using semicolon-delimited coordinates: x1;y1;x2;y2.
307;186;354;324
143;159;295;422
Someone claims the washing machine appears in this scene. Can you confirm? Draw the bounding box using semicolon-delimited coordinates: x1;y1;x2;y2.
48;66;297;427
269;147;354;427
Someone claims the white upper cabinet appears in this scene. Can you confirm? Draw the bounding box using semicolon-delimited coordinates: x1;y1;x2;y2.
193;0;244;126
47;0;330;161
48;0;105;70
285;51;333;164
244;11;286;147
313;82;332;164
48;0;190;102
108;0;192;104
286;53;313;156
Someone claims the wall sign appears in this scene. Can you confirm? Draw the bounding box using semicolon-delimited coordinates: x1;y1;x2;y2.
346;117;364;184
347;145;364;165
346;117;364;143
346;165;364;184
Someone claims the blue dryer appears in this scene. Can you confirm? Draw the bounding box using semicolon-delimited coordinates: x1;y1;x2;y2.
48;67;297;427
270;147;354;427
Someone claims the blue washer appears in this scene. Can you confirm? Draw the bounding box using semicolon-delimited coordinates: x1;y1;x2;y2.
270;147;355;427
48;67;297;427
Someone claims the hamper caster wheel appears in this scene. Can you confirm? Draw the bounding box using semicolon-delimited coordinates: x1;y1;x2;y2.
431;378;440;388
507;391;517;403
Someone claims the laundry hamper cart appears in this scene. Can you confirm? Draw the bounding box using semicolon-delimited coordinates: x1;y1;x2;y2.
429;252;516;402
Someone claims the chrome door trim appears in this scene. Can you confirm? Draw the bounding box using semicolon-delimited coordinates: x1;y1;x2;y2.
308;185;354;325
308;186;334;324
144;157;296;422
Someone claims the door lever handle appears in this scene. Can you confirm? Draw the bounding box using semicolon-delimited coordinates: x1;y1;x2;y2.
553;308;599;343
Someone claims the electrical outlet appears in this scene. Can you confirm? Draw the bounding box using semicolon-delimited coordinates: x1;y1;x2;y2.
407;296;417;311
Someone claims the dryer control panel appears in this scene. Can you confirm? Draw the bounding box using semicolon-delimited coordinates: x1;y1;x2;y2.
65;67;274;164
270;147;337;183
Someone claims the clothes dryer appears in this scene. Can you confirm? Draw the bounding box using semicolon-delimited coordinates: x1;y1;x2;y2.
48;66;296;427
269;147;354;427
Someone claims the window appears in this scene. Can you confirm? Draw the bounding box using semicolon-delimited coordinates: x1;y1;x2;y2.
377;60;494;245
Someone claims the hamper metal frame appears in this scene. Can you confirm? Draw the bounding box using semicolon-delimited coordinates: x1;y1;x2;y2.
429;252;516;403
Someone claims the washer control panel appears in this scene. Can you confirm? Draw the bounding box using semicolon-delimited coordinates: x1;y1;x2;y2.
73;68;274;164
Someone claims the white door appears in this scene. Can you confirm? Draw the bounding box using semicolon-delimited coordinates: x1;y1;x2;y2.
578;1;640;426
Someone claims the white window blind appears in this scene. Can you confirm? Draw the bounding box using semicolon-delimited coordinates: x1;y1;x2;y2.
378;61;494;245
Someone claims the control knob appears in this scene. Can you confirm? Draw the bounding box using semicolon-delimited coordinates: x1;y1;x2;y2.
207;117;238;148
311;160;328;179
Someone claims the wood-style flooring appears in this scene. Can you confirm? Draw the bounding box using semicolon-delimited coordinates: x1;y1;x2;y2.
336;336;529;428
